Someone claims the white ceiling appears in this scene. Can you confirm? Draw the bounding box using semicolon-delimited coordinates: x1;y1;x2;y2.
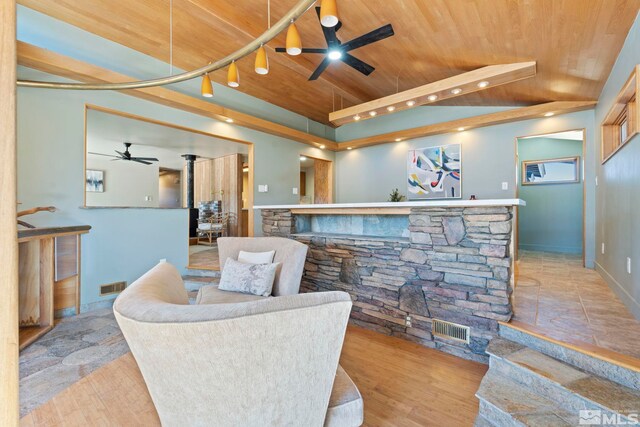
519;130;584;141
86;109;249;169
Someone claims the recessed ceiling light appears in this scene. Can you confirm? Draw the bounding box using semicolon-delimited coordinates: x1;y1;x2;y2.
300;156;307;161
347;147;353;150
353;115;361;121
225;118;234;123
369;111;377;117
328;49;343;60
427;95;438;102
395;138;402;142
477;81;489;88
319;144;326;149
544;112;555;117
387;106;396;112
451;88;462;95
406;100;416;107
457;127;465;132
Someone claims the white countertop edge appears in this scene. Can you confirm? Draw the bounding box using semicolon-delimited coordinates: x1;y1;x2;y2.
253;199;526;210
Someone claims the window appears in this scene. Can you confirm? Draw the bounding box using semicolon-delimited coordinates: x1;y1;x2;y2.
601;66;639;163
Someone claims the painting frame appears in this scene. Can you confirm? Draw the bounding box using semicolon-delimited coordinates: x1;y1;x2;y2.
407;144;462;200
86;169;105;193
521;156;580;185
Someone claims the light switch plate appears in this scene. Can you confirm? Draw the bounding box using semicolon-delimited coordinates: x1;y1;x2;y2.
292;187;298;195
258;185;268;193
601;243;605;254
145;195;152;201
501;182;509;190
627;257;632;274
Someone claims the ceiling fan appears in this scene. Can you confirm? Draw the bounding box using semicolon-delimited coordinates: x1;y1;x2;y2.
276;6;394;81
88;142;159;165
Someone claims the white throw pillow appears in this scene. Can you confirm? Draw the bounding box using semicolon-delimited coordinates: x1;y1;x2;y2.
238;250;276;265
218;258;279;297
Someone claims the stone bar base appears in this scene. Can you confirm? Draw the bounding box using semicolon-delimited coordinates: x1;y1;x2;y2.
261;206;515;363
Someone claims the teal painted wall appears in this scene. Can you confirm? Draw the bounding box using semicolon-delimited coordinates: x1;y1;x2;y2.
517;137;584;254
594;10;640;318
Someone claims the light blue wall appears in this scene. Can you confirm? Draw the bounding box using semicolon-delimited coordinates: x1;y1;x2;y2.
517;137;584;254
17;67;334;308
594;11;640;318
334;109;596;267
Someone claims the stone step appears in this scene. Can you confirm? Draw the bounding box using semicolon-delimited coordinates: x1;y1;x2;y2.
486;338;640;424
475;369;575;426
182;275;219;292
499;321;640;391
473;414;494;427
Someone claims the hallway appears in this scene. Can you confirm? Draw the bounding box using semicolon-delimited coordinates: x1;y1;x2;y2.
513;250;640;358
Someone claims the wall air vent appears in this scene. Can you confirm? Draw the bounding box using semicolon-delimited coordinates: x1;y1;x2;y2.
100;281;127;296
432;319;470;344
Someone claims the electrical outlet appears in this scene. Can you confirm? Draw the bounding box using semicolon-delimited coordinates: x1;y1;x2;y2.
501;182;509;190
145;195;152;201
627;257;632;275
159;258;167;263
601;243;605;254
292;187;298;195
405;315;412;328
595;176;599;186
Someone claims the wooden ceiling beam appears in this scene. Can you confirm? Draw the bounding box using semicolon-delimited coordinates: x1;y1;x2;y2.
337;101;597;150
329;62;537;126
17;42;338;150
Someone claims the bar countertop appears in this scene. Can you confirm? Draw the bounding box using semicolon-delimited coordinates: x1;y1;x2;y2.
253;199;526;210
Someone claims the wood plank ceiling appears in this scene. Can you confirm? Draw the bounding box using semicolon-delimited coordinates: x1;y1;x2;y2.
18;0;640;125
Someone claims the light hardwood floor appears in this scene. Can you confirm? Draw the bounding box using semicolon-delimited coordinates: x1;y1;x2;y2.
20;326;488;426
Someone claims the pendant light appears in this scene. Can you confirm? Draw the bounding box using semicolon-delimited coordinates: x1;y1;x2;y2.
227;61;240;87
201;73;213;98
286;21;302;55
255;45;269;74
320;0;339;28
255;2;270;75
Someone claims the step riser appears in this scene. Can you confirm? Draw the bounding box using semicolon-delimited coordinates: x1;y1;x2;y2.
185;269;221;278
500;325;640;391
478;399;525;427
490;356;623;421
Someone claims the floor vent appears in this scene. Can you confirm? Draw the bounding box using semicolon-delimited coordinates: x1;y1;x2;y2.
433;319;470;344
100;281;127;296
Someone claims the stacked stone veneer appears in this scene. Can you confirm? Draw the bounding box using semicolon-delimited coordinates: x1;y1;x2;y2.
260;206;514;363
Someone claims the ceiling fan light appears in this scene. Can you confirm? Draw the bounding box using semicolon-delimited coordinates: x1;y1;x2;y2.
387;106;396;112
286;22;302;56
227;61;240;87
255;45;269;75
328;49;342;60
320;0;339;28
201;74;213;98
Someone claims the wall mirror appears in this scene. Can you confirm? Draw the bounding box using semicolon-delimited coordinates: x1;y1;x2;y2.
521;156;580;185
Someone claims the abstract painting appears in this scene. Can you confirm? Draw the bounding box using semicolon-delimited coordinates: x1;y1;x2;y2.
86;170;104;192
407;144;461;199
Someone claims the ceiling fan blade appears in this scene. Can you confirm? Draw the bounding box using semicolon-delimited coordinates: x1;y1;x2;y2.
88;152;120;158
315;6;340;47
341;53;375;76
309;57;332;81
132;157;159;162
341;24;395;52
131;159;152;165
115;150;126;157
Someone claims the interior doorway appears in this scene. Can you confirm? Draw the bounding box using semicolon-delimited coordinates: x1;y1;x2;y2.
299;155;333;204
515;129;585;261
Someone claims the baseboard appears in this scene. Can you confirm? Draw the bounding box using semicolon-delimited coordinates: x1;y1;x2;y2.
54;298;117;319
595;261;640;320
518;243;582;254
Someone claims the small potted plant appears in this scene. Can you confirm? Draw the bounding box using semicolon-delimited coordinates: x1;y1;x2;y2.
388;188;405;202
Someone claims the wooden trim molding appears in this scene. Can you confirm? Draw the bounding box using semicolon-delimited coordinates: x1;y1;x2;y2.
1;0;19;424
329;62;537;126
337;101;597;151
601;65;639;163
17;42;338;150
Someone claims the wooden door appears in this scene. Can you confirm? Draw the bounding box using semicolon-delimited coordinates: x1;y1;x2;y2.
313;159;333;204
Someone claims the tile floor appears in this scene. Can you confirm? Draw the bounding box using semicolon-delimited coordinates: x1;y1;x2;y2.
513;250;640;358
